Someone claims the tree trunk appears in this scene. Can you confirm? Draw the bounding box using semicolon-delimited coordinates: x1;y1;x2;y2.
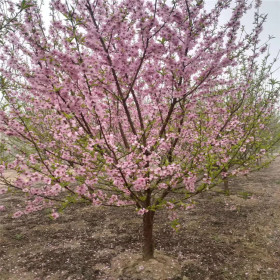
143;210;155;260
223;167;229;194
224;177;229;194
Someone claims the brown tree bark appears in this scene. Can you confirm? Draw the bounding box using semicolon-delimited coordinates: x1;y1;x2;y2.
223;166;229;194
142;210;155;260
224;177;229;193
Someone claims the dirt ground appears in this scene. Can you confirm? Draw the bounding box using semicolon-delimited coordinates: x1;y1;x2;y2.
1;158;280;280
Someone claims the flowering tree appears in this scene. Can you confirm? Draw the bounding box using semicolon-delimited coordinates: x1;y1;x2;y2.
0;0;32;39
200;54;280;193
0;0;278;261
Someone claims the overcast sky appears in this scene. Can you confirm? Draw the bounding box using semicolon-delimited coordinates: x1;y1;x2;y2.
41;0;280;79
204;0;280;79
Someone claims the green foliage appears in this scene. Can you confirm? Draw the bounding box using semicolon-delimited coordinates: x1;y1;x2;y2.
19;0;34;10
239;191;252;200
58;194;81;213
170;219;180;232
14;233;24;240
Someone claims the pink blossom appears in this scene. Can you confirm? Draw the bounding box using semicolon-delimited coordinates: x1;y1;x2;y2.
133;178;147;192
76;185;88;196
137;208;149;215
92;198;102;206
51;184;62;194
0;188;8;195
51;212;59;220
0;165;5;173
158;183;168;190
13;211;24;218
166;202;175;209
168;212;178;221
186;204;195;210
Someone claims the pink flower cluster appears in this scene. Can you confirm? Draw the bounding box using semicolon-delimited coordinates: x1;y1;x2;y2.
137;208;149;215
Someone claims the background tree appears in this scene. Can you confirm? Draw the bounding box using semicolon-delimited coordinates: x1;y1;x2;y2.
0;0;37;163
203;53;280;193
0;0;279;261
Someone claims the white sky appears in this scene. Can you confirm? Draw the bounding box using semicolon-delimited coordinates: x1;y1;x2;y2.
204;0;280;79
40;0;280;79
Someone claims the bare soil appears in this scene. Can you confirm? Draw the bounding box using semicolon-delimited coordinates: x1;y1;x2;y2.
1;158;280;280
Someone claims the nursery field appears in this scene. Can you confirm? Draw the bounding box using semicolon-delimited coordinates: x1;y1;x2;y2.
1;158;280;280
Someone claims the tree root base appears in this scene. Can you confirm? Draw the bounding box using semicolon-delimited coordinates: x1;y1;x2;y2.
110;250;182;280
